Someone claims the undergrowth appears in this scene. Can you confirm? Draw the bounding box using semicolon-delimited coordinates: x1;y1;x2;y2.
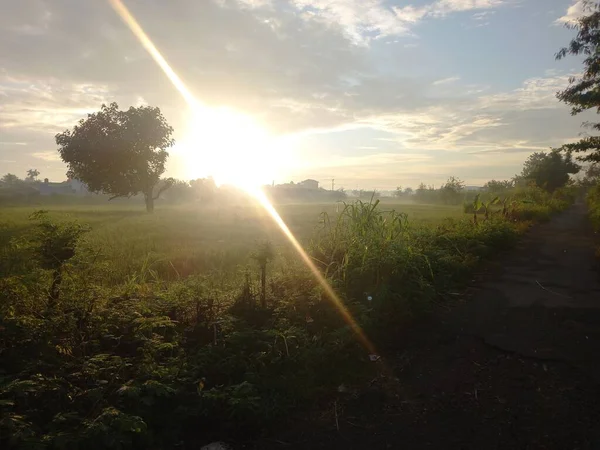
586;183;600;257
0;188;573;449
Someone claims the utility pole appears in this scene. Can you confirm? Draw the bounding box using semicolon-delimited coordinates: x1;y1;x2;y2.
331;178;335;191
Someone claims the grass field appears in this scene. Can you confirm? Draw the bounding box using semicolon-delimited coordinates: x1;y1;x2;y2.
0;200;466;284
2;193;571;448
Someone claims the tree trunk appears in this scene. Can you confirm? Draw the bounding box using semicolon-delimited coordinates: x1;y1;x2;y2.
145;192;155;213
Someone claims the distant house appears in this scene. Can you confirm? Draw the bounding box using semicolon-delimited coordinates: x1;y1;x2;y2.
298;179;319;190
38;178;89;196
68;178;89;195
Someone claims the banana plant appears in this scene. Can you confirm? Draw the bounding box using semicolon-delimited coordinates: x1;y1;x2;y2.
471;194;483;225
501;196;517;218
483;196;500;220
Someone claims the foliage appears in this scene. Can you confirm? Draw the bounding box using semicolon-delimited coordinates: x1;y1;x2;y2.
0;174;40;205
0;190;574;449
555;1;600;162
55;102;175;212
516;150;580;192
586;182;600;258
26;169;40;182
439;176;465;205
483;179;514;195
2;173;21;186
414;177;470;205
587;183;600;231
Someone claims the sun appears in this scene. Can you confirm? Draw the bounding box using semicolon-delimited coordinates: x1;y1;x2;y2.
180;105;291;189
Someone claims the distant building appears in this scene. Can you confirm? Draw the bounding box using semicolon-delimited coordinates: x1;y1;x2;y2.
68;178;89;195
298;179;319;190
464;185;484;192
37;178;89;196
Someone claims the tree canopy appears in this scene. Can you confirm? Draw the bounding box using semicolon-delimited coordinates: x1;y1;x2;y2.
484;179;514;194
517;150;579;192
55;102;175;212
26;169;40;181
556;1;600;162
439;176;465;205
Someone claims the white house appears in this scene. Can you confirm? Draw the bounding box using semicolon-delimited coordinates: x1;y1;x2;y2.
38;178;90;196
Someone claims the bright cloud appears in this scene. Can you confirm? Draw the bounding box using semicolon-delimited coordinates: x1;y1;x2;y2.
555;0;586;24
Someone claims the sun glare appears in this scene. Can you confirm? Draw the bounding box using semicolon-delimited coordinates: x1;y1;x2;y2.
108;0;377;357
181;106;291;189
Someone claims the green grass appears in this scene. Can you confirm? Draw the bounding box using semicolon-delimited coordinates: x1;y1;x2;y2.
0;201;466;283
0;195;563;449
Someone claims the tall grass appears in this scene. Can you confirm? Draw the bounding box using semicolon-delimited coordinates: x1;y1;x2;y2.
0;194;571;449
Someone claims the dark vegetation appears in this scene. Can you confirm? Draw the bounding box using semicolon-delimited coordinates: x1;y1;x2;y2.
0;185;576;449
55;103;175;213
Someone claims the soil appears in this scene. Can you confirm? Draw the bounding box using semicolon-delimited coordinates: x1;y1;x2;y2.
253;204;600;450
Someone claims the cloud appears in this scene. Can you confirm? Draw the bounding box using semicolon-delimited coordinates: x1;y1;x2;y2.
432;76;461;85
0;0;585;187
472;10;495;20
347;73;583;158
32;151;61;161
288;0;510;43
555;0;585;24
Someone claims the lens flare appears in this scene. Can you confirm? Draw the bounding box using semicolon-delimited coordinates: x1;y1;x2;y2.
248;188;376;354
107;0;377;355
107;0;197;107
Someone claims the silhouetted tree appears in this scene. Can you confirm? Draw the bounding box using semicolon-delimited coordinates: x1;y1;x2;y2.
55;102;175;212
556;1;600;162
439;176;465;205
517;150;580;192
26;169;40;182
483;179;514;194
1;173;20;185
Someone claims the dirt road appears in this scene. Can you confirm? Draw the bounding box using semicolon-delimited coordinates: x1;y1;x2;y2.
259;204;600;449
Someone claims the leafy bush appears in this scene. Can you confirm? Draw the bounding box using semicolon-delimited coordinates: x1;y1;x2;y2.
0;194;573;449
587;183;600;232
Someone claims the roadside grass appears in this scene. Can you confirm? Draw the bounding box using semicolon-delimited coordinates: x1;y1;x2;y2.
0;190;573;449
586;183;600;258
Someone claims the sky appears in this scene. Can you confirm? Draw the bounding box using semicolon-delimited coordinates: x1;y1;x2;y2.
0;0;594;190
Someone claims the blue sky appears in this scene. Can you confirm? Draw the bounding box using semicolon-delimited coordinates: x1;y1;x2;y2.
0;0;593;189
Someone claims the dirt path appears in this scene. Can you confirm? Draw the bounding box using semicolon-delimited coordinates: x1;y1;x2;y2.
257;204;600;450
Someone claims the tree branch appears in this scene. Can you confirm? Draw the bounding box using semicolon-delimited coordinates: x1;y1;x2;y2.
153;178;174;200
108;193;135;201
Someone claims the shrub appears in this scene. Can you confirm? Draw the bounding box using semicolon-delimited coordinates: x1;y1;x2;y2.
0;193;572;449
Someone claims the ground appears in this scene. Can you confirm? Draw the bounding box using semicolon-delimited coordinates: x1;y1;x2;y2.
254;204;600;449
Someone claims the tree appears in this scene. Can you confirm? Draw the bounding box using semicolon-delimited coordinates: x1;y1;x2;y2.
439;176;465;205
556;1;600;162
26;169;40;182
1;173;20;185
403;187;413;195
190;177;217;203
393;186;403;198
55;102;175;212
517;150;580;192
483;179;514;194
